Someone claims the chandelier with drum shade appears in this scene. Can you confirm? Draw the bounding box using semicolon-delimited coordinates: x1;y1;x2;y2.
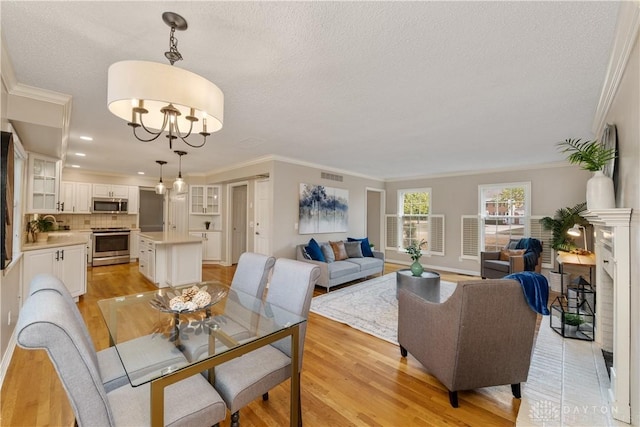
107;12;224;150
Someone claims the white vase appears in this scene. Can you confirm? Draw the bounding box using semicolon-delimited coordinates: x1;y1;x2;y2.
586;170;615;210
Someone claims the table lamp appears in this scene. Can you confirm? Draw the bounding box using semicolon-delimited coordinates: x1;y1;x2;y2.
567;224;587;251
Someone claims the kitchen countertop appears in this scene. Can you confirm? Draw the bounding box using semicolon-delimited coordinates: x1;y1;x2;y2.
139;231;204;245
23;233;91;251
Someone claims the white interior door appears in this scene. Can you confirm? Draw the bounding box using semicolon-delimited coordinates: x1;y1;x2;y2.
254;179;271;255
231;184;247;264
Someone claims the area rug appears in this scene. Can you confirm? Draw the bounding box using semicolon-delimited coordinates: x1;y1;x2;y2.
310;273;456;345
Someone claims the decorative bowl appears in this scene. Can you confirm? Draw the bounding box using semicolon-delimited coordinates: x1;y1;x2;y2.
149;283;228;314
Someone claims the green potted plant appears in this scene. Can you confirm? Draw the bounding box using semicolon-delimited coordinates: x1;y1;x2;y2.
540;202;588;292
405;239;426;277
563;313;585;333
29;217;55;243
557;138;616;209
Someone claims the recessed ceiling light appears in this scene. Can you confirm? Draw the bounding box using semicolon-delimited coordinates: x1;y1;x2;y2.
79;136;93;141
137;171;145;175
71;165;80;168
74;152;86;157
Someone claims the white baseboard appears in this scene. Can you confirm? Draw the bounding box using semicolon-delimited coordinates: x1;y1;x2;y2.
0;328;17;390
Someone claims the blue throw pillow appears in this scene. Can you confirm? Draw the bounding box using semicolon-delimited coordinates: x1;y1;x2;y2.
306;238;325;262
348;237;374;257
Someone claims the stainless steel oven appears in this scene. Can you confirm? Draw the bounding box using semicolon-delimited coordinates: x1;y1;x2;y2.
92;228;130;266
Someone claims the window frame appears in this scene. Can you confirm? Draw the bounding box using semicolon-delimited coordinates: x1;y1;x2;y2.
397;187;432;254
478;181;531;252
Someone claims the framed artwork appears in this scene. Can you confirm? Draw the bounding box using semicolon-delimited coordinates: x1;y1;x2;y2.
601;123;618;194
299;183;348;234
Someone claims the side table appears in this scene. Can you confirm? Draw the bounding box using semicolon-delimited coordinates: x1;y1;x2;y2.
396;269;441;302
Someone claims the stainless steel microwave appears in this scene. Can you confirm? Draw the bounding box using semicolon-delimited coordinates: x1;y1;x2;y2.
91;197;128;214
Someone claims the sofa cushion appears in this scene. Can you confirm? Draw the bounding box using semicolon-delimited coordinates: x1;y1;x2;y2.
330;241;348;261
306;238;325;262
348;237;374;257
484;260;510;273
345;257;383;271
321;243;335;263
345;241;363;258
327;261;360;279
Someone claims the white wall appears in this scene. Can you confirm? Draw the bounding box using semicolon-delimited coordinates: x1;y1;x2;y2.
602;20;640;425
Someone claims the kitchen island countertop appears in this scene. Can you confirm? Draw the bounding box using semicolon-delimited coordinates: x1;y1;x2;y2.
139;231;203;245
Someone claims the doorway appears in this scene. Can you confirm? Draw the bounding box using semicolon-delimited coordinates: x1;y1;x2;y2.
366;188;385;250
230;183;248;264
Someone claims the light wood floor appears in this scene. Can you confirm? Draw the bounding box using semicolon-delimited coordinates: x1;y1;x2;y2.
0;262;521;426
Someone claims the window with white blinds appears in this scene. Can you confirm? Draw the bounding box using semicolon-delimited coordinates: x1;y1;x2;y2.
429;214;445;256
529;215;553;268
461;215;479;260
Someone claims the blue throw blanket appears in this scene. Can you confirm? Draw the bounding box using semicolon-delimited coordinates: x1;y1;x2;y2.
505;271;550;315
516;238;543;271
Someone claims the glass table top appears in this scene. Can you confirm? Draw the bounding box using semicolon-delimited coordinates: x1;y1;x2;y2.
97;281;305;386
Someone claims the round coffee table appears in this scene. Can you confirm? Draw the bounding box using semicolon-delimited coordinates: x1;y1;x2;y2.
396;269;441;302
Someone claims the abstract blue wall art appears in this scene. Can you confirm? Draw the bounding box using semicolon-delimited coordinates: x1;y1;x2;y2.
299;184;349;234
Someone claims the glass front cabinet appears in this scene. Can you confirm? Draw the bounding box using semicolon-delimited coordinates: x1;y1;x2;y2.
27;153;61;213
190;185;220;215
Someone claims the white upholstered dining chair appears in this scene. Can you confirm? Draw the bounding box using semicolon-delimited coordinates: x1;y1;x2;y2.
213;258;320;427
17;280;227;426
28;273;186;392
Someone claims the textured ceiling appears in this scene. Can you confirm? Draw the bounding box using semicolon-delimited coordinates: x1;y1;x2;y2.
1;1;620;180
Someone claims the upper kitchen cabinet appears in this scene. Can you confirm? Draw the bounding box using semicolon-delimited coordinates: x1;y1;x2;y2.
128;186;139;214
93;183;129;199
59;181;91;213
27;153;61;213
190;185;220;215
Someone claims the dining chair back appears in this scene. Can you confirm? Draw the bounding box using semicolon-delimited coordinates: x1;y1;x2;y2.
213;258;320;427
230;252;276;298
28;273;186;392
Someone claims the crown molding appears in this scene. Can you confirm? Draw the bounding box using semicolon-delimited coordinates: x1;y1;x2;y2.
203;154;385;183
384;161;574;183
592;0;640;137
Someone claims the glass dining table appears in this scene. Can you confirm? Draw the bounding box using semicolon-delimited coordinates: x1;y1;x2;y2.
97;281;305;427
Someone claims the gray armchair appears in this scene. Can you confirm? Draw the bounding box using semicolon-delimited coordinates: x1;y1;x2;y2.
398;279;537;408
17;282;227;426
481;238;543;279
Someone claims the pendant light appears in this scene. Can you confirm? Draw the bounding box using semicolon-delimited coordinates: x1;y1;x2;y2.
173;150;188;194
154;160;167;194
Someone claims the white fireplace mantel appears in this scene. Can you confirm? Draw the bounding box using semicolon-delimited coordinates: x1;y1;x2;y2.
582;208;632;423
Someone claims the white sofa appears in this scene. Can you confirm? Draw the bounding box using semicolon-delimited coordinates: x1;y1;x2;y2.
295;242;384;291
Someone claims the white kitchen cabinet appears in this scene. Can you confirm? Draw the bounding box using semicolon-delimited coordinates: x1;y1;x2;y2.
138;235;157;283
139;232;201;287
60;181;92;213
128;186;139;214
189;231;221;261
189;185;220;215
93;183;129;198
130;230;139;260
27;153;61;213
23;243;87;302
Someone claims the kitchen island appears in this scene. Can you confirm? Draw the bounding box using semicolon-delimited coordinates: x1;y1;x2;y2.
138;232;203;288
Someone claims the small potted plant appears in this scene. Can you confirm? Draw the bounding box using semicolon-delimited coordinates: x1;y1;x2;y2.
204;221;211;230
405;239;426;277
29;217;55;243
557;138;616;209
563;313;585;333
